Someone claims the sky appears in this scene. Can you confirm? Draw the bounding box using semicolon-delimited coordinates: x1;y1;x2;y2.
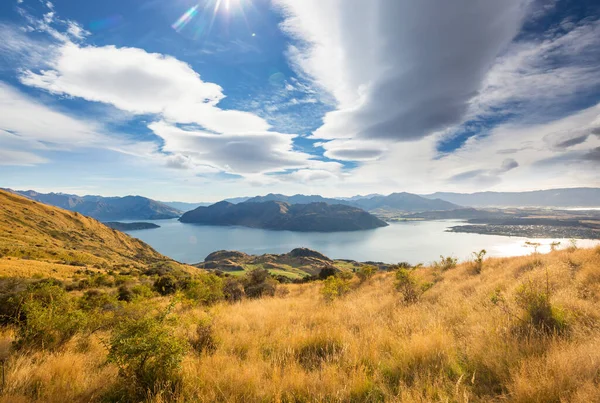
0;0;599;202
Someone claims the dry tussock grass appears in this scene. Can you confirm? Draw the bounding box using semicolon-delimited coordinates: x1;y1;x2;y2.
0;246;599;402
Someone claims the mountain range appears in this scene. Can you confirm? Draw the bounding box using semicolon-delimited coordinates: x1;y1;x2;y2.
4;189;182;221
423;188;600;208
243;192;459;212
179;201;388;232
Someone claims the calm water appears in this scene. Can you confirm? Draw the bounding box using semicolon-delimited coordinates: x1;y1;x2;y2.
123;219;600;265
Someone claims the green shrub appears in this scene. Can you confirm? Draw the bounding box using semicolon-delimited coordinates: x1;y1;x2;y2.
321;275;351;301
433;255;458;271
79;289;118;311
244;269;277;299
318;267;337;279
491;277;568;336
154;275;178;296
223;277;245;302
0;277;30;325
514;280;568;334
183;274;224;305
395;268;422;304
14;282;86;351
107;313;187;399
356;265;377;283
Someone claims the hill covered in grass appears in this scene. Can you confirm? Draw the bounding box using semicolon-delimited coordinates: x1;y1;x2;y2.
179;200;388;231
0;234;598;401
0;189;190;277
6;189;182;220
194;247;380;279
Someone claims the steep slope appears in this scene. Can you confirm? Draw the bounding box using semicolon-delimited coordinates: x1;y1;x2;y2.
424;187;600;207
0;189;187;276
179;201;388;232
8;189;182;220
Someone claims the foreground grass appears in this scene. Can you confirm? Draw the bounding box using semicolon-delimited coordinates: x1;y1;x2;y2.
1;246;600;402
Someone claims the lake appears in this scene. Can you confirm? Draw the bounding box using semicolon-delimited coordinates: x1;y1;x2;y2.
122;219;600;265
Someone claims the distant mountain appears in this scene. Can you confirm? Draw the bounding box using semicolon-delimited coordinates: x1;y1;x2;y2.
243;192;458;212
161;201;211;212
6;189;182;221
352;192;460;212
244;193;346;205
337;194;384;201
423;188;600;208
179;201;388;232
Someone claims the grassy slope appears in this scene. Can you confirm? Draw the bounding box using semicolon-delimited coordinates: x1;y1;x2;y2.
0;189;191;277
1;246;599;402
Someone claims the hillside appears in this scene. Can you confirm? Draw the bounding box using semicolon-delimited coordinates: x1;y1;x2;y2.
7;189;182;220
194;247;380;278
0;239;599;401
425;187;600;207
179;201;389;231
0;189;188;277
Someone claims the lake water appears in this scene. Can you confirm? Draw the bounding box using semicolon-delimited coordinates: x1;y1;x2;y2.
122;219;600;265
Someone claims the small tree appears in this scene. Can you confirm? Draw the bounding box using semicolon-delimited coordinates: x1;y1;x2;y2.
244;269;277;298
318;267;338;280
395;268;421;304
321;275;351;301
14;282;86;351
223;277;245;302
183;274;224;305
153;275;178;296
433;255;458;271
356;265;377;283
472;249;487;274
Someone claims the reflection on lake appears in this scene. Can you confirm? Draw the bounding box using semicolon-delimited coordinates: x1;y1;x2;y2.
123;219;600;264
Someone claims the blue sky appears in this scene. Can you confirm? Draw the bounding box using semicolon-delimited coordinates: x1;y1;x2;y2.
0;0;599;201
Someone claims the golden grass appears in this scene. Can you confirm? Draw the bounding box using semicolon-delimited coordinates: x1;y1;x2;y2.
0;189;195;275
1;247;599;402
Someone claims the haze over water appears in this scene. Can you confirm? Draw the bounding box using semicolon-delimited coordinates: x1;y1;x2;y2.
124;219;600;265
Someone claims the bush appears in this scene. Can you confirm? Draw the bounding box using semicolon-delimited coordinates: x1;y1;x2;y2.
318;267;338;279
183;274;224;305
14;282;86;351
79;289;118;311
0;277;30;325
472;249;487;274
190;318;218;355
321;275;352;301
107;313;188;399
244;269;277;299
514;280;568;334
154;275;178;296
223;277;245;302
356;265;377;283
395;268;422;304
433;255;458;271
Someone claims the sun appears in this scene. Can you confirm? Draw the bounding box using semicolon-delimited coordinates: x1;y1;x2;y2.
172;0;253;35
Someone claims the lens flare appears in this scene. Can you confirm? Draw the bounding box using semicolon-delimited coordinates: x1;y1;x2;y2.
172;5;199;31
171;0;256;39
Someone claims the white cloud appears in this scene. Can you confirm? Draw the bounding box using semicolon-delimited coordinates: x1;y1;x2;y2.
274;0;530;142
470;18;600;120
148;121;316;175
